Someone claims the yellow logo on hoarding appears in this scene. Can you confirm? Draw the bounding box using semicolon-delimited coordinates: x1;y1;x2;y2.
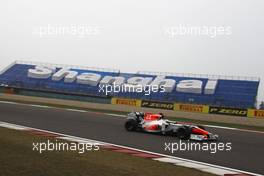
255;110;264;118
116;99;137;106
111;98;141;107
179;104;204;113
174;103;209;113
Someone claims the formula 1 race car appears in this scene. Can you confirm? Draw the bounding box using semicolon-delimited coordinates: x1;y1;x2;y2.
124;112;218;141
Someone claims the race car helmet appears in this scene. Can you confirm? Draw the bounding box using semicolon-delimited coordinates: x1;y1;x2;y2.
139;112;145;117
159;113;164;119
135;112;140;117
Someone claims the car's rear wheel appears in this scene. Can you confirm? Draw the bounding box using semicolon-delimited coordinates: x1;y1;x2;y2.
177;127;190;140
125;119;138;131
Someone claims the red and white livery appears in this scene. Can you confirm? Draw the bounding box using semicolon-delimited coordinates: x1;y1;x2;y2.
125;112;218;141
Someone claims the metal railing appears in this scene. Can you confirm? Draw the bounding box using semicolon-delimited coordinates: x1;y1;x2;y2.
137;71;260;81
14;60;120;73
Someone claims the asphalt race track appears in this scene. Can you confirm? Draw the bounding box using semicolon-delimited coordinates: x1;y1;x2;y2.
1;102;264;175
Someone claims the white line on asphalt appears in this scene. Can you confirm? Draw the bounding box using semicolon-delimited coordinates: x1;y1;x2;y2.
57;136;105;145
201;167;239;175
0;122;28;130
0;100;18;104
153;157;185;164
65;109;87;113
106;113;126;117
176;162;209;169
30;104;50;108
204;125;237;130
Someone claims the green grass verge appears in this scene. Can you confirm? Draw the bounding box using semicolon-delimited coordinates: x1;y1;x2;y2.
0;127;213;176
1;97;264;132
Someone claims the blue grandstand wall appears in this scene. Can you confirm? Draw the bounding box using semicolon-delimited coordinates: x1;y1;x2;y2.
0;61;260;109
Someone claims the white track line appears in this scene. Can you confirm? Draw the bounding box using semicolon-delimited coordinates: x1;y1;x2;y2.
30;104;50;108
154;157;185;164
0;100;18;104
106;113;126;117
203;125;237;130
65;109;87;113
0;122;28;130
57;136;105;145
0;121;261;176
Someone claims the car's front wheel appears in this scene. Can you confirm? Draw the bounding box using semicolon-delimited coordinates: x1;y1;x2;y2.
125;119;138;131
177;127;191;140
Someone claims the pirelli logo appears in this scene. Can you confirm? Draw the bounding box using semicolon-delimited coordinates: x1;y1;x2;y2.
141;100;174;110
179;104;203;112
174;104;209;113
254;111;264;117
247;109;264;118
111;98;141;107
116;99;137;106
209;106;248;117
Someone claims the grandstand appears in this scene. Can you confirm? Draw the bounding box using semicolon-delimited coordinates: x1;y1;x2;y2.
0;61;260;109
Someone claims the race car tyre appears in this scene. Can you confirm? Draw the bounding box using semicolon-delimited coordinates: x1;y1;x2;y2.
177;127;191;140
125;119;138;131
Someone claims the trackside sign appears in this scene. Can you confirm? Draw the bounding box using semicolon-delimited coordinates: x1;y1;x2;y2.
141;100;174;110
27;65;218;95
209;106;248;117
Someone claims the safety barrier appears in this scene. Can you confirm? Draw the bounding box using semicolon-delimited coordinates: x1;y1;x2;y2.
2;87;16;94
247;109;264;118
0;87;4;93
110;97;263;118
141;100;174;110
209;106;248;117
174;103;209;113
111;98;142;107
1;86;263;119
1;87;111;104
